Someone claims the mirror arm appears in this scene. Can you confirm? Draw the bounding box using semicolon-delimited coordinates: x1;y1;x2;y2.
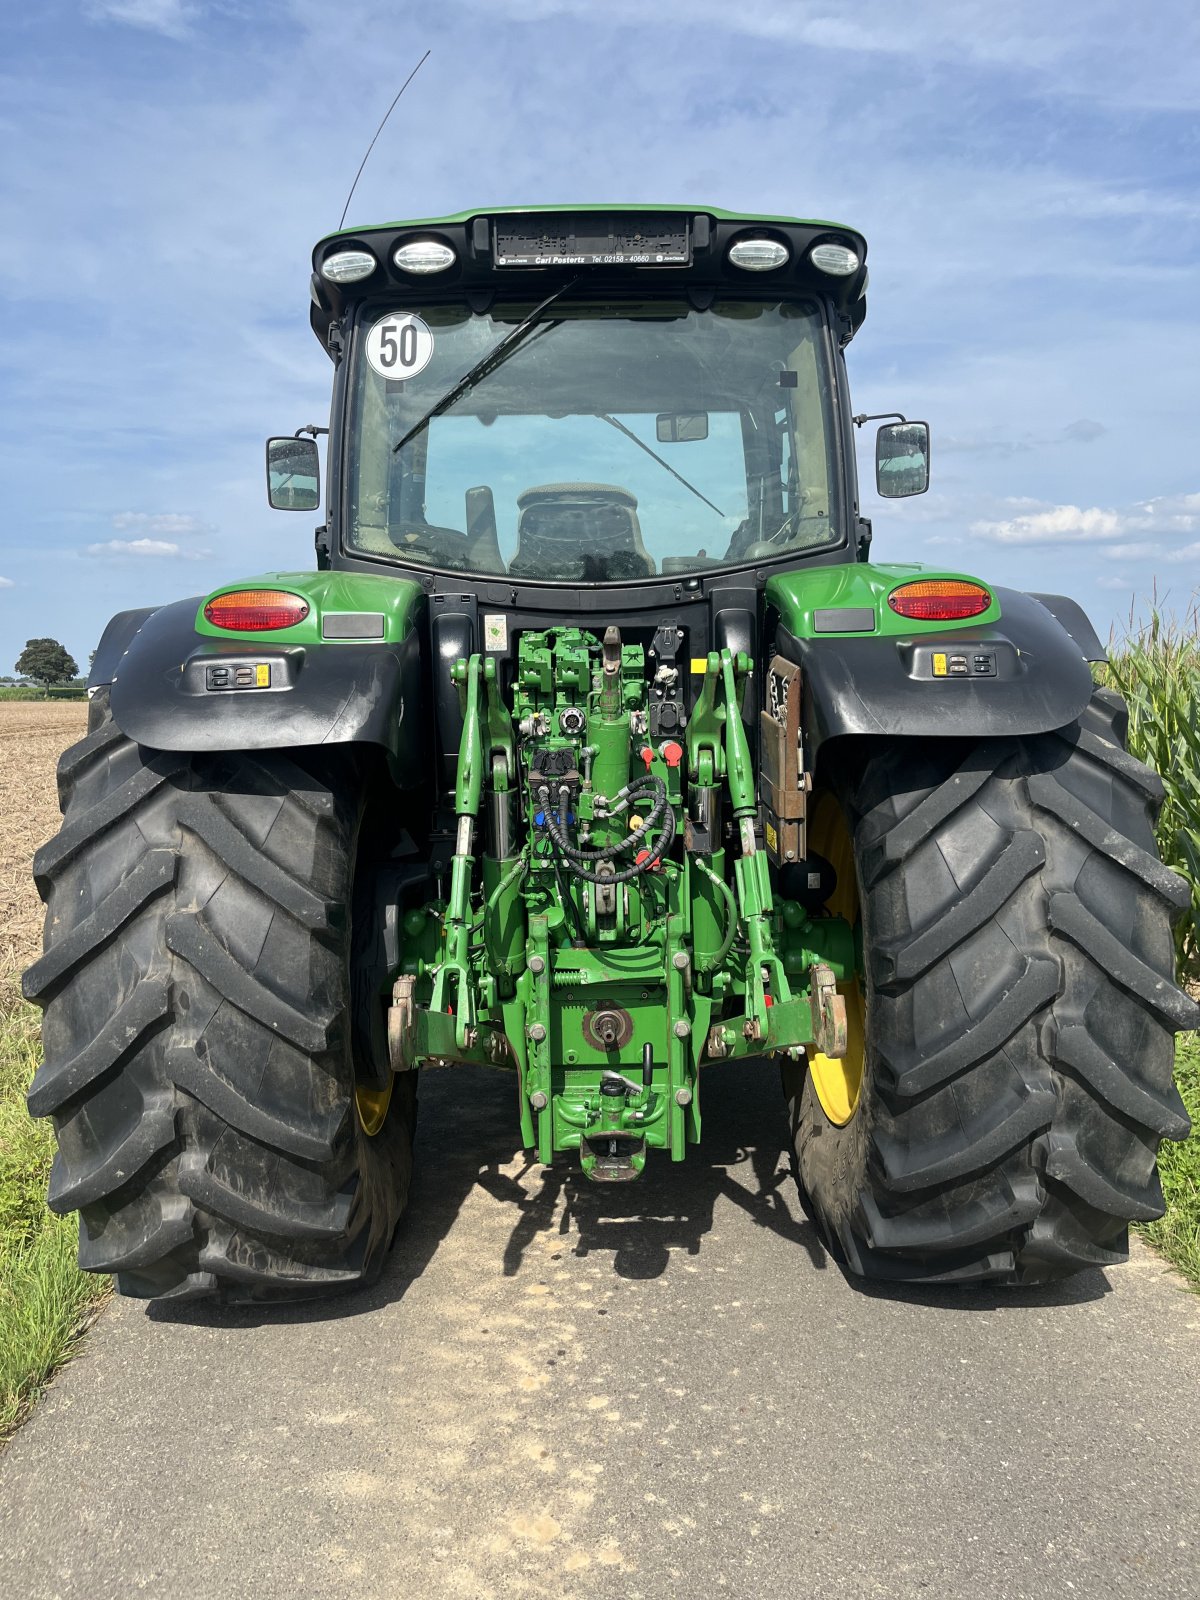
852;411;907;429
295;424;330;438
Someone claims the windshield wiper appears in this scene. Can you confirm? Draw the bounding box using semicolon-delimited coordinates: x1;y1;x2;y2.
598;414;725;518
393;277;581;455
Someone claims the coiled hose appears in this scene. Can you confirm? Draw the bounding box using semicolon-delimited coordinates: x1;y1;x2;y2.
540;775;676;884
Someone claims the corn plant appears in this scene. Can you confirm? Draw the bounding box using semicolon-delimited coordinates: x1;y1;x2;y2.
1105;596;1200;988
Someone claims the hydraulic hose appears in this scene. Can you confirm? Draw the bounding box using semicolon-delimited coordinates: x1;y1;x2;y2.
542;780;677;885
483;852;527;950
539;775;669;864
692;854;737;975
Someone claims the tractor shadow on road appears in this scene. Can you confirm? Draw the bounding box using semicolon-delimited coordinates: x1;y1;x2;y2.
147;1056;1111;1325
146;1058;827;1327
476;1057;827;1282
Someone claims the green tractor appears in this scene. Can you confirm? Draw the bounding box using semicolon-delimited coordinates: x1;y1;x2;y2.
26;207;1197;1300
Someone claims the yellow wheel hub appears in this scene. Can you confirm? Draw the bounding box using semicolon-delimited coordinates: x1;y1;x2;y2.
355;1079;394;1137
805;792;866;1126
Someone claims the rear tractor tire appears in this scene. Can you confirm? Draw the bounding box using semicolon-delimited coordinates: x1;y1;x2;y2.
23;699;415;1303
785;687;1198;1285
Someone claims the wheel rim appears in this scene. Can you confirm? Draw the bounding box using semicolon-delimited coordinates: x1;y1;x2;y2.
805;791;866;1126
355;1078;394;1137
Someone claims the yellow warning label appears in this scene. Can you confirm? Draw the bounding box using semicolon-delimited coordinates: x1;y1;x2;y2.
690;657;708;674
765;820;778;853
932;653;948;678
255;663;271;687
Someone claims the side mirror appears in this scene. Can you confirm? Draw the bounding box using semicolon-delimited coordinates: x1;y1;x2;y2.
266;436;321;511
656;411;709;443
876;421;930;498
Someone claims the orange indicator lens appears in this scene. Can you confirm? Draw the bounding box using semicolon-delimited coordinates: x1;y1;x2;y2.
887;580;991;622
204;590;310;631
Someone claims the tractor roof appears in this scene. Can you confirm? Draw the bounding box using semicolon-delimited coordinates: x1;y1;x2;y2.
309;204;868;353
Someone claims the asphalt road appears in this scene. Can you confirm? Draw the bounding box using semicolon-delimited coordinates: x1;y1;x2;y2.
2;1061;1198;1600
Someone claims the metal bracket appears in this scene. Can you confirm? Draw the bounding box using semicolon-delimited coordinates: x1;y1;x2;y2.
387;974;417;1072
759;654;809;866
808;963;847;1059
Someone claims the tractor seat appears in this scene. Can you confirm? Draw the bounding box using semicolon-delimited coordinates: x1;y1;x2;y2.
509;484;655;580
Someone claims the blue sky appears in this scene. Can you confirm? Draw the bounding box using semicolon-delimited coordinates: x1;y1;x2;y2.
2;0;1198;673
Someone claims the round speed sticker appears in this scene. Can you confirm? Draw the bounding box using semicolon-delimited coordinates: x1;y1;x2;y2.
365;313;434;380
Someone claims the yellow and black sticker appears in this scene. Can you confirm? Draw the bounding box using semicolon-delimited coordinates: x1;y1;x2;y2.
932;652;948;677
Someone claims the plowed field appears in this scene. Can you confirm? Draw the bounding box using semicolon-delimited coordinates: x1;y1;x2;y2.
0;702;87;997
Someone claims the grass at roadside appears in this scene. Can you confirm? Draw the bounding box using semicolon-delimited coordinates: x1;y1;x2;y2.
0;995;108;1442
1140;1030;1200;1289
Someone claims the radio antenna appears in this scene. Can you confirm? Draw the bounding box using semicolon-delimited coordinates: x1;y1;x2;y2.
337;50;431;231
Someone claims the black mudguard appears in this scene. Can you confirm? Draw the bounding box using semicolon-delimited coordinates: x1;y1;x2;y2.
775;587;1103;764
1026;591;1107;662
91;596;424;775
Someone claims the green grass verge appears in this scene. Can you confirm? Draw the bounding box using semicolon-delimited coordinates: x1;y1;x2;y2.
1139;1030;1200;1289
0;686;87;701
0;997;108;1442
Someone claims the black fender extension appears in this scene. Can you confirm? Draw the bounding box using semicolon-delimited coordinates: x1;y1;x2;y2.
90;597;424;774
774;587;1103;764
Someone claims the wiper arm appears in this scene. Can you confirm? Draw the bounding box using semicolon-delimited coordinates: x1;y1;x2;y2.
597;414;724;518
393;277;581;454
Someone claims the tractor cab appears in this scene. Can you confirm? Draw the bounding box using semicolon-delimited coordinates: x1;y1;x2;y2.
289;208;924;592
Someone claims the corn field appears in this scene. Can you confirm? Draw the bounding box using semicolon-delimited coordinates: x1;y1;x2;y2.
1105;596;1200;990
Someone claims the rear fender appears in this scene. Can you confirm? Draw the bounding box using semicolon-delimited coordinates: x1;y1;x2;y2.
94;576;426;778
770;584;1101;765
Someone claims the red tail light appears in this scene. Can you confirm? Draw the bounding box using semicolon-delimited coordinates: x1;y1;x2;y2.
888;580;991;622
204;590;310;631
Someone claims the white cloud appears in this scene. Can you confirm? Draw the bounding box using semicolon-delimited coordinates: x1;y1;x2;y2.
452;0;1200;110
1102;542;1160;560
85;537;208;559
84;0;195;37
0;577;13;589
972;493;1200;547
1136;492;1200;529
972;504;1125;544
1167;541;1200;564
111;511;207;538
1096;576;1134;590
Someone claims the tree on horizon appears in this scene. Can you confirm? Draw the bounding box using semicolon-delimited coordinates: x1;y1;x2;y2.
16;637;79;689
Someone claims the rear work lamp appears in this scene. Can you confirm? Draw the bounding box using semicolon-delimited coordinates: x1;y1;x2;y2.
887;580;991;622
204;591;310;631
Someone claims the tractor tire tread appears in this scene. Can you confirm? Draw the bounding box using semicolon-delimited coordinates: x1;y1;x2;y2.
790;687;1195;1285
26;715;413;1303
